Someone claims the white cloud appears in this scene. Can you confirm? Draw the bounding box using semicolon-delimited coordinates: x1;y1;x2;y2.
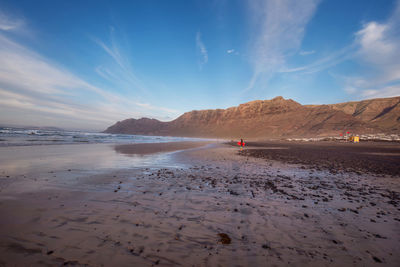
196;31;208;69
361;85;400;99
244;0;320;92
0;25;179;130
299;50;315;56
0;11;24;31
343;1;400;99
356;22;396;65
227;49;235;54
280;1;400;100
355;19;400;83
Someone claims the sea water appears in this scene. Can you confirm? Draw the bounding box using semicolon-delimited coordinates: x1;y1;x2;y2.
0;127;208;176
0;127;203;147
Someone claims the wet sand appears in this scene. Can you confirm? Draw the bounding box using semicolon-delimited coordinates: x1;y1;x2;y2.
0;142;399;266
0;142;210;176
114;141;211;155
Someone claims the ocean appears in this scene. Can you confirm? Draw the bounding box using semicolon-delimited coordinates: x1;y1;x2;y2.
0;127;203;147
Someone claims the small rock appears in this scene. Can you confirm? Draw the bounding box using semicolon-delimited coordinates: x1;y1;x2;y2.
218;233;231;245
349;209;359;214
229;190;239;196
261;244;270;249
372;256;382;263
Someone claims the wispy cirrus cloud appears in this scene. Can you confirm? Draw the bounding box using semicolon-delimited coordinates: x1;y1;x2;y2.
299;50;315;56
244;0;320;92
196;31;208;69
0;11;24;31
0;34;149;129
93;27;148;94
0;15;179;130
280;45;355;74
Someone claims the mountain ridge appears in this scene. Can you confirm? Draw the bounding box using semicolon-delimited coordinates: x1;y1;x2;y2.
104;96;400;138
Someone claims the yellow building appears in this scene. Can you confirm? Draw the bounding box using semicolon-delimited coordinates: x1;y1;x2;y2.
349;136;360;143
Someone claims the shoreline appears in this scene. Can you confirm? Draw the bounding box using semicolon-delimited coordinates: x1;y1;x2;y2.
0;141;399;266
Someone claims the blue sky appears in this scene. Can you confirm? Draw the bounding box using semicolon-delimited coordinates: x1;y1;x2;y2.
0;0;399;130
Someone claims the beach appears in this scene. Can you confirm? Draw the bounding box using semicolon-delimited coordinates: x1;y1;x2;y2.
0;141;399;266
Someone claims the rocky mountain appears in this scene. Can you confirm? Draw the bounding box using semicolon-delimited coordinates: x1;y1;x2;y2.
104;96;400;138
105;118;167;135
327;96;400;132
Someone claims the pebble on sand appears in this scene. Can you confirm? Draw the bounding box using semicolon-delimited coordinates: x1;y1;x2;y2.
218;233;231;244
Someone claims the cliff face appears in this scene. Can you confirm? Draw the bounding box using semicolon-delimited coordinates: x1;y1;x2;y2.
328;96;400;132
104;96;400;138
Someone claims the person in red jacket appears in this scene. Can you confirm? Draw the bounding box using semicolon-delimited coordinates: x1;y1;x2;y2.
238;138;245;150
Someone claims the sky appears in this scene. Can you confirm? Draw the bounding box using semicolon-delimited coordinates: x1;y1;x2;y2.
0;0;399;131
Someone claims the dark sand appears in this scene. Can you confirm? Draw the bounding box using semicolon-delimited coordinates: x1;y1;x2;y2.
0;141;399;266
237;141;400;176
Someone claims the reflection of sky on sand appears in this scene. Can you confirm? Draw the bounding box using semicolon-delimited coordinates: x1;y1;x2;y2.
0;144;184;176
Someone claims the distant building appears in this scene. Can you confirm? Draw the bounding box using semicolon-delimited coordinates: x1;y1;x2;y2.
349;136;360;143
